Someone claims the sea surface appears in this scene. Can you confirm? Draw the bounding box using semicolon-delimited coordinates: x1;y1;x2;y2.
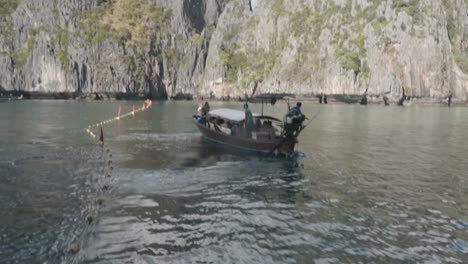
0;100;467;263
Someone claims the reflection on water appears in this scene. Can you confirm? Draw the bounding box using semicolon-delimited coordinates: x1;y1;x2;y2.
0;101;467;263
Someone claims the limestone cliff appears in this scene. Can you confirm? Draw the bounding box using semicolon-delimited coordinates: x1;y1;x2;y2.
0;0;467;104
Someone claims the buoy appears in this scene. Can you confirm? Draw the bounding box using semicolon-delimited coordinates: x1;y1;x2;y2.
96;197;104;205
97;127;104;145
85;215;94;224
132;105;136;117
67;243;79;254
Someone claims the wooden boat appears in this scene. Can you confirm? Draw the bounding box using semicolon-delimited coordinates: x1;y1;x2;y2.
193;108;298;155
10;94;23;101
0;94;23;102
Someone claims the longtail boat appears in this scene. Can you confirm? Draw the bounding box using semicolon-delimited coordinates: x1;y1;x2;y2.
193;107;303;156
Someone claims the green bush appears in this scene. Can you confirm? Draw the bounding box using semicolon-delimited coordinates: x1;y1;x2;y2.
220;40;283;85
113;29;132;46
55;49;69;66
190;32;203;47
422;6;432;17
371;16;388;32
271;0;286;17
55;27;70;47
220;47;247;83
1;19;14;40
447;15;459;44
454;49;468;73
11;50;29;67
337;49;361;75
10;33;35;68
392;0;420;21
359;61;370;82
289;7;313;37
355;33;366;54
79;1;172;46
0;0;20;16
224;27;240;42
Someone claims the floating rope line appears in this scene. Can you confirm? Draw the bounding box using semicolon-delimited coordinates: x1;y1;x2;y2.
67;100;153;255
84;100;152;140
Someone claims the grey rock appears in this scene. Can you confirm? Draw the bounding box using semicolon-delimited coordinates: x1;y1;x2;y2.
0;0;466;104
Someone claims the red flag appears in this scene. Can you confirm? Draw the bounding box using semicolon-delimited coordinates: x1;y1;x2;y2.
98;127;104;145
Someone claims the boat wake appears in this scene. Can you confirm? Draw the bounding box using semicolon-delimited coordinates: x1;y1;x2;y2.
115;132;199;142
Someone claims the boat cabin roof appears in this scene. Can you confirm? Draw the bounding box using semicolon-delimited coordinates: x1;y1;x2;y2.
207;108;282;124
207;108;258;122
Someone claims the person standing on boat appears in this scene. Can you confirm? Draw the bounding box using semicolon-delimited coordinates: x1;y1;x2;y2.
202;102;210;116
243;103;254;138
291;102;306;123
290;102;303;116
285;102;305;138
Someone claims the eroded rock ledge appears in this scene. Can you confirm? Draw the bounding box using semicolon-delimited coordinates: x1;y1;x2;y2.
0;0;467;104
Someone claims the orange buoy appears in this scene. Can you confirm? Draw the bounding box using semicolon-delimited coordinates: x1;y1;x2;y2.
67;243;79;254
98;127;104;145
96;197;104;205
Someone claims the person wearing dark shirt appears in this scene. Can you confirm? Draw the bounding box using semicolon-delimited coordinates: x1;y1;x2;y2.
202;102;210;116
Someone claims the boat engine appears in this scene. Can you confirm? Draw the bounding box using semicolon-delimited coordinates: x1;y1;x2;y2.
283;113;304;138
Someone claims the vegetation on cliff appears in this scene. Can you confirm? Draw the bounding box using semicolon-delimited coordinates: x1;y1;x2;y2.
0;0;466;103
79;0;172;47
0;0;20;16
208;0;467;101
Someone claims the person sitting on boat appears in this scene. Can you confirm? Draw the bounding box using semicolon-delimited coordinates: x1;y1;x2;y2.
243;103;254;138
193;106;205;124
194;102;210;126
202;102;210;116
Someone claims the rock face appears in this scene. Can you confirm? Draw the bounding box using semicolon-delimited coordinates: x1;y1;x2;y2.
0;0;467;104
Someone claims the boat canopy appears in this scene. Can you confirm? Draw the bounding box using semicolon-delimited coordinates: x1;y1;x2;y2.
207;108;259;122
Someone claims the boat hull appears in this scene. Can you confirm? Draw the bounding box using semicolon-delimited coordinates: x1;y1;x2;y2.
194;121;296;155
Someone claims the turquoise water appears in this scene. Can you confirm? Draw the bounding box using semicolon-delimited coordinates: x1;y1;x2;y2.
0;100;467;263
